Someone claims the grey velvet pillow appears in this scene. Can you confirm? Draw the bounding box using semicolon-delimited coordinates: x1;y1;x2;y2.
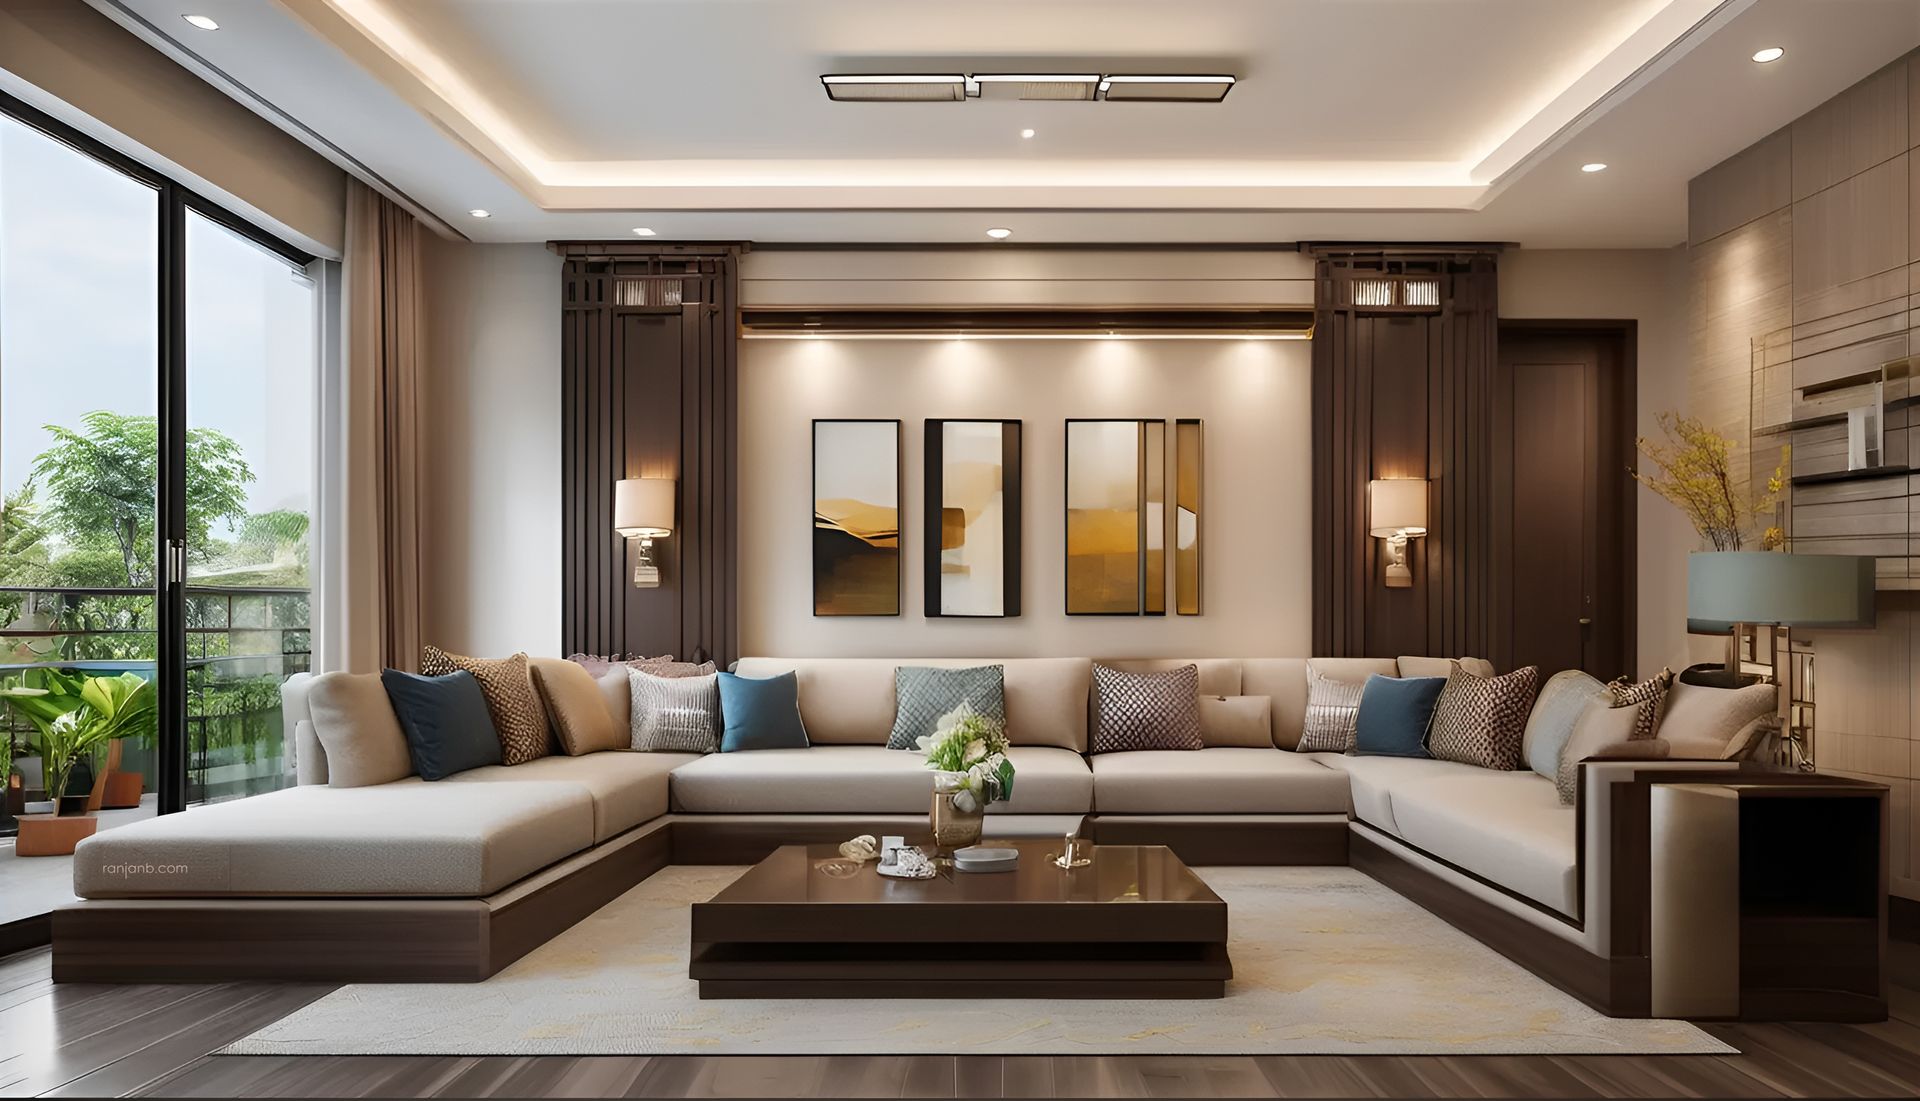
887;665;1007;749
1523;670;1609;780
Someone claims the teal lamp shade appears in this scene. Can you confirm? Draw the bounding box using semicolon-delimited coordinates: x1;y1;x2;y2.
1687;552;1877;634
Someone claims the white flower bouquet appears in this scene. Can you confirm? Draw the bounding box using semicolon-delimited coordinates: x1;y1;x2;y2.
916;703;1015;813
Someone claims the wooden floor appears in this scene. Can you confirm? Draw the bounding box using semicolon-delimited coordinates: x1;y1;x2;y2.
3;942;1920;1099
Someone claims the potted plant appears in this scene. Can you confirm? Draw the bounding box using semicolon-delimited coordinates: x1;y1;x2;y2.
916;704;1016;850
4;672;155;814
1633;412;1788;553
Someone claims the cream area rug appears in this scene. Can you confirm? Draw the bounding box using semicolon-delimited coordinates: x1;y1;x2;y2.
226;866;1730;1057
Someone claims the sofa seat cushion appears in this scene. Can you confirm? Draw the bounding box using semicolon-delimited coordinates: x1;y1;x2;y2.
1090;748;1348;814
442;751;696;842
668;745;1092;814
72;781;595;899
1385;771;1578;917
1307;753;1491;835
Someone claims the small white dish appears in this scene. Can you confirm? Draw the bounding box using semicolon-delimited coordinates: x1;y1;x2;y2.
952;845;1020;873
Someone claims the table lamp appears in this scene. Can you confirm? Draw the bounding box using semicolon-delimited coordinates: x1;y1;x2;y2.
614;478;675;588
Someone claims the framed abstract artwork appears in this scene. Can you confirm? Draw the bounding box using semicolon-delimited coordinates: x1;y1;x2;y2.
1175;418;1203;615
1064;418;1166;616
812;419;900;616
924;420;1022;618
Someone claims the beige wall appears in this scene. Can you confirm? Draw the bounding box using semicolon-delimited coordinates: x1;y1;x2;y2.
0;0;346;255
739;335;1313;657
419;238;564;657
1496;247;1704;679
1686;54;1919;901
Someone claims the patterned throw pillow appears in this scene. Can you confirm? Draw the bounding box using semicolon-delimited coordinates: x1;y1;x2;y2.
1427;663;1541;770
887;666;1007;750
627;669;720;753
1297;667;1366;752
1091;663;1202;753
1607;667;1674;741
420;645;550;765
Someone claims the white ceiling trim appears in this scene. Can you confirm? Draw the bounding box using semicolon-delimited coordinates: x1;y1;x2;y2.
297;0;1723;211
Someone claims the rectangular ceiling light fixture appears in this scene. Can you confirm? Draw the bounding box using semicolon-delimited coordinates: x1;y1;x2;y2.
821;74;967;102
1100;75;1236;102
971;73;1102;101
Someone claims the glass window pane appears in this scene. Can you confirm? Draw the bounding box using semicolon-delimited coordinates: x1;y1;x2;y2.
184;211;315;804
0;115;161;904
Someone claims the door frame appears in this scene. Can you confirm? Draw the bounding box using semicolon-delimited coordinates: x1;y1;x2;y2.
1495;320;1638;680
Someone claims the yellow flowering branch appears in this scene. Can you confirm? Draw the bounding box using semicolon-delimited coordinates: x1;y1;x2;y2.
1632;413;1789;552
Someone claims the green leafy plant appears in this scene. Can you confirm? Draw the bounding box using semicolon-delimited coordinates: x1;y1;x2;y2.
916;704;1015;812
2;671;156;802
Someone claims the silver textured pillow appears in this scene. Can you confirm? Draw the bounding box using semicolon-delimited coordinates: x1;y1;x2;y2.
628;669;720;753
1297;667;1365;752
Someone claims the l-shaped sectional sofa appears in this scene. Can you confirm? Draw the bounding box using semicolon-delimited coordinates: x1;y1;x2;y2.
55;654;1798;1018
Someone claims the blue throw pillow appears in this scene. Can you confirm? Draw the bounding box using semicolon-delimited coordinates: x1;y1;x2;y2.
717;671;811;752
1352;674;1447;758
380;669;503;780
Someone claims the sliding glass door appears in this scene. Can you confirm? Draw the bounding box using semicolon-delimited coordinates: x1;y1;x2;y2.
0;92;320;924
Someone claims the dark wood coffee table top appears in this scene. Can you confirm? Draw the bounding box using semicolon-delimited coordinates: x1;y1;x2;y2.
691;841;1225;945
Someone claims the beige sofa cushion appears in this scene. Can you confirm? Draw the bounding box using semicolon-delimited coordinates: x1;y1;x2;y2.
1090;748;1349;814
596;669;632;731
1308;752;1490;835
668;745;1091;814
72;781;594;899
1385;770;1578;917
1200;695;1273;748
731;658;1091;751
1397;655;1496;679
1244;658;1397;750
305;672;413;788
1659;678;1777;759
443;751;694;842
530;657;626;756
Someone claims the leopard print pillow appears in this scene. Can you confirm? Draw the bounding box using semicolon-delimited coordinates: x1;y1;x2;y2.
421;645;551;765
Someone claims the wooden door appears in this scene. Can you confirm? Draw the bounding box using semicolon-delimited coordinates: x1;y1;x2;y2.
1498;328;1633;681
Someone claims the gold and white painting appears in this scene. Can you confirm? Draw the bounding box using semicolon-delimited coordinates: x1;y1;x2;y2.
925;420;1021;617
1065;419;1166;616
813;419;900;616
1176;418;1203;615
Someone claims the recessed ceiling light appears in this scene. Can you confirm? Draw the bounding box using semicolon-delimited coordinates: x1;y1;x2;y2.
632;227;657;237
1580;162;1608;173
1751;46;1785;64
182;14;219;30
986;227;1013;240
1020;128;1036;139
468;208;491;218
821;74;966;102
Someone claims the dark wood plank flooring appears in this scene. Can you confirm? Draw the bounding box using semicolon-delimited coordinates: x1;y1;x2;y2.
0;941;1916;1098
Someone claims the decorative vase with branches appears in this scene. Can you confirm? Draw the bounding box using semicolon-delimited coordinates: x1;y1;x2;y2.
1633;413;1789;551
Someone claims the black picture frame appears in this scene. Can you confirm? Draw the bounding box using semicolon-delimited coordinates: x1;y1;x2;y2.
923;419;1023;618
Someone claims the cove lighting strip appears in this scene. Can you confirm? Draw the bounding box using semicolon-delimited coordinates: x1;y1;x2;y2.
740;331;1306;341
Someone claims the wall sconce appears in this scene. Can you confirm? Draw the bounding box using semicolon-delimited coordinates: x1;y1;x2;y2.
1368;478;1429;589
614;478;675;588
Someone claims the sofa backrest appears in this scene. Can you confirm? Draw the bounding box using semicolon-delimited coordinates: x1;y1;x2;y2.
730;657;1093;752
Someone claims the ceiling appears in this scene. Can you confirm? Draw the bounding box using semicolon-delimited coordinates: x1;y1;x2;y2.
89;0;1920;246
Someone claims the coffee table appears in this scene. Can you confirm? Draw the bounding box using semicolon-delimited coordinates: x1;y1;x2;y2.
689;840;1230;998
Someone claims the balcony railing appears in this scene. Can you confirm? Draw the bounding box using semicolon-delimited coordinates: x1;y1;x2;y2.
0;584;310;826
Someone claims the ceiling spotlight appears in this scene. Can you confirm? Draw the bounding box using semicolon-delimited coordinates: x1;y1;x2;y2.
1751;46;1785;64
1580;163;1608;173
1020;128;1036;139
632;227;657;237
821;74;966;102
986;227;1013;240
973;74;1100;102
182;14;219;30
468;209;492;218
1100;75;1235;102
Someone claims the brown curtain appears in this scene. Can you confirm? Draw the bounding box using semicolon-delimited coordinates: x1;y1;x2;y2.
342;181;424;672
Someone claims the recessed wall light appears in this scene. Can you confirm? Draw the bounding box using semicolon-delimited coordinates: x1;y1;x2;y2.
182;14;219;30
468;209;492;218
632;227;657;237
1020;128;1036;139
1580;162;1608;173
1751;46;1785;64
986;227;1013;240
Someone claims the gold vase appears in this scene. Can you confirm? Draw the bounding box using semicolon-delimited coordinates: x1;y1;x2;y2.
929;791;984;851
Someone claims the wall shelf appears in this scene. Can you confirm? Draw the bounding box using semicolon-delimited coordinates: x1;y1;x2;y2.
1789;464;1910;487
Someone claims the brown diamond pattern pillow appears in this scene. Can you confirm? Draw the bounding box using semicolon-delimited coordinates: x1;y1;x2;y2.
1607;667;1674;741
421;645;551;765
1427;663;1541;769
1091;663;1202;753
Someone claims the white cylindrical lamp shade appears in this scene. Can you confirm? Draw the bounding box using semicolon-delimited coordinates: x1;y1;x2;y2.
1368;478;1429;537
1686;551;1876;633
614;478;675;538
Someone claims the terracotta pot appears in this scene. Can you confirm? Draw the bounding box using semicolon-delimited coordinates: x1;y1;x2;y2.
929;790;984;851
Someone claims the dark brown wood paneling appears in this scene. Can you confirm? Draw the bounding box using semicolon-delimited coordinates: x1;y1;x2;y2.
561;249;740;665
1088;817;1349;866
